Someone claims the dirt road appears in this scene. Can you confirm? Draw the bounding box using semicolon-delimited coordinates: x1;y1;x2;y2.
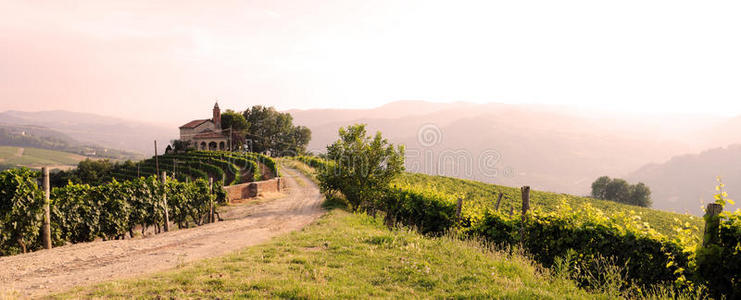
0;167;324;298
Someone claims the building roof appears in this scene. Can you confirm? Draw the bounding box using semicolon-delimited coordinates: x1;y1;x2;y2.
179;119;211;129
192;129;227;140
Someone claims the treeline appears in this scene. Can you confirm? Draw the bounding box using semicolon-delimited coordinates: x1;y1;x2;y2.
591;176;652;207
296;124;740;299
0;168;226;256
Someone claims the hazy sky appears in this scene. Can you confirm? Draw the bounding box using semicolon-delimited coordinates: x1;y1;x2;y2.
1;0;740;125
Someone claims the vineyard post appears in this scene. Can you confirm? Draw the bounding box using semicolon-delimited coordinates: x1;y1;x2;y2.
495;192;504;211
520;186;530;244
41;167;52;249
154;140;160;176
209;177;214;223
161;171;170;232
456;198;463;224
702;203;723;247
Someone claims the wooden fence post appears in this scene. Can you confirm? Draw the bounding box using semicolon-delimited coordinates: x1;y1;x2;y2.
456;198;463;223
702;203;723;247
495;192;504;211
162;171;170;232
209;177;214;223
41;167;51;249
520;186;530;244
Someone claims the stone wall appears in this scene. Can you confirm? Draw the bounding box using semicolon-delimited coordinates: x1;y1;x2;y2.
223;177;285;202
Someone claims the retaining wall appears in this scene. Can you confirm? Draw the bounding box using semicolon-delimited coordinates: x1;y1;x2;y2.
223;177;285;202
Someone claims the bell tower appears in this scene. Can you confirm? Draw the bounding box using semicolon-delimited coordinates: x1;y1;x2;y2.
213;102;221;129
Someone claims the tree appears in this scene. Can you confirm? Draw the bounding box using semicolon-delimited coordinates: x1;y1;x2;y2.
318;124;405;212
220;109;249;132
629;182;652;207
591;176;611;199
590;176;652;207
241;105;311;156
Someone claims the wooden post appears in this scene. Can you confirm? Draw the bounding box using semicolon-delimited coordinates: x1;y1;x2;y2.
41;167;52;249
520;186;530;244
161;171;170;232
455;198;463;223
154;140;160;176
495;192;504;211
209;177;214;223
702;203;723;247
521;186;530;215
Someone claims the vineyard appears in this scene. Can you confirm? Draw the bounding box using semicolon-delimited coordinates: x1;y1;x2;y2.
0;151;280;257
293;156;741;298
107;151;278;185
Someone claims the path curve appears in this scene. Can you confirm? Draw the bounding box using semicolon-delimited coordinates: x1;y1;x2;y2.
0;167;324;298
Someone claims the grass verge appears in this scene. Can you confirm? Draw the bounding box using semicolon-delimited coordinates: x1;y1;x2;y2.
53;210;601;299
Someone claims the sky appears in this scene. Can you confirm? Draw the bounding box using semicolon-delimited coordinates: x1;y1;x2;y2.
1;0;740;125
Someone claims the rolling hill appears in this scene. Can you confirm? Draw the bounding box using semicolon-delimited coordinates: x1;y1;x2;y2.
288;101;726;198
0;110;176;156
0;146;88;170
628;144;741;215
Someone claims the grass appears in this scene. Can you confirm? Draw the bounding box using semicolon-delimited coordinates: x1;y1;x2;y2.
53;210;602;299
0;146;86;168
395;173;704;240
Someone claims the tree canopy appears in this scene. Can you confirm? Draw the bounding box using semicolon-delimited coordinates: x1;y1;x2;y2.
591;176;652;207
239;105;311;156
318;124;405;212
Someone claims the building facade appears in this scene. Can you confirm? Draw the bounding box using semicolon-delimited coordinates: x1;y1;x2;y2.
179;103;229;150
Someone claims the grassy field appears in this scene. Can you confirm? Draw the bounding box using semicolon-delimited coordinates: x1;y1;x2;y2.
395;173;704;240
54;210;603;299
0;146;86;168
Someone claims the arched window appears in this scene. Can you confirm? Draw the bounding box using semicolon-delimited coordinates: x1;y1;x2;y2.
208;141;218;151
219;141;225;150
200;142;207;150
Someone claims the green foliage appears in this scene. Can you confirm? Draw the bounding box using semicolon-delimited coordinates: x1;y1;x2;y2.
471;202;690;288
0;168;45;255
318;124;405;212
381;186;457;234
241;105;312;156
591;176;652;207
694;178;741;298
1;169;222;256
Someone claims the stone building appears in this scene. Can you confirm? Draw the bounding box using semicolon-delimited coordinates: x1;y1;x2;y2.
179;103;229;150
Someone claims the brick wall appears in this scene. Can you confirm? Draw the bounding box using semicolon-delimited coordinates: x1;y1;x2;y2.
223;177;284;202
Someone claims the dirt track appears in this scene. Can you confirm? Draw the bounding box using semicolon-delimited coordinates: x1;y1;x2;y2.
0;167;324;298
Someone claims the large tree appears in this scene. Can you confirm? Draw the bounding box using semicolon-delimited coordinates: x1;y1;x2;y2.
590;176;652;207
241;105;311;156
220;109;249;150
318;124;405;212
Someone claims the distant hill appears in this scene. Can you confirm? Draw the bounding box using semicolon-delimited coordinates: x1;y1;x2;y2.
0;124;142;161
0;146;88;171
628;145;741;215
288;101;730;198
0;110;176;156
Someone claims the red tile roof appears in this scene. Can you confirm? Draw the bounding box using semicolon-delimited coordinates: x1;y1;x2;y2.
192;129;227;139
179;119;211;129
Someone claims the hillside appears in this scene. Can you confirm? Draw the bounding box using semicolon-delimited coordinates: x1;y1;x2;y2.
395;173;703;239
0;110;175;156
288;101;724;198
628;144;741;215
0;124;142;161
56;210;602;299
0;146;88;170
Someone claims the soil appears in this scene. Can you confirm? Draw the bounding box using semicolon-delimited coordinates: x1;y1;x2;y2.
0;167;324;298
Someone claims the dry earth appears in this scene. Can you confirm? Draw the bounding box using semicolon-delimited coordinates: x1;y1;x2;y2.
0;167;324;298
